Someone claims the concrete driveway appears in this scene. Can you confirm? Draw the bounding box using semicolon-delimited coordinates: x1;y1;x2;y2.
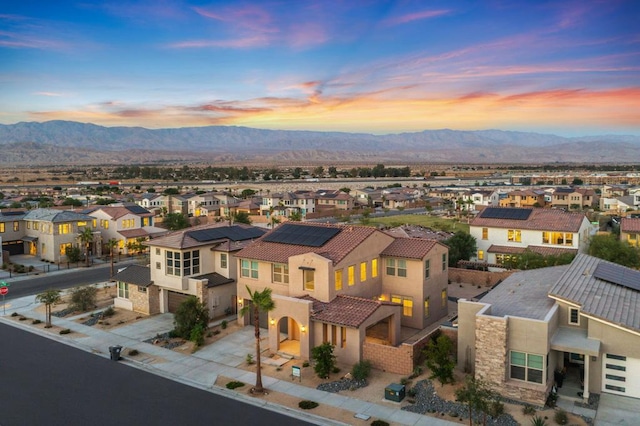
595;393;640;426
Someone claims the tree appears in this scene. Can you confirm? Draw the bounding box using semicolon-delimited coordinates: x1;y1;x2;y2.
163;187;180;195
173;296;209;339
423;333;456;385
78;227;94;267
36;289;61;328
164;212;190;231
455;376;497;426
69;286;97;312
312;342;336;379
106;238;118;277
233;211;252;225
288;210;302;222
444;232;477;267
588;234;640;268
239;286;275;393
62;197;83;207
65;245;82;265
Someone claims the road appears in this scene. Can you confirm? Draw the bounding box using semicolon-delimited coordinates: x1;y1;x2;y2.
0;323;312;426
3;264;113;300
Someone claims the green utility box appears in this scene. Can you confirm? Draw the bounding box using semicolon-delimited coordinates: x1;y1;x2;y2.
384;383;405;402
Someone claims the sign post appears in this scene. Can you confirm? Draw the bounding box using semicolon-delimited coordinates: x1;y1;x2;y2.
292;365;301;382
0;283;8;316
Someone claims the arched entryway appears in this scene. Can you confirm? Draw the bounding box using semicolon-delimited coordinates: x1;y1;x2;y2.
273;316;301;357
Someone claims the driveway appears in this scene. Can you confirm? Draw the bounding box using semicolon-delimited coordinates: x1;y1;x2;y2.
595;393;640;425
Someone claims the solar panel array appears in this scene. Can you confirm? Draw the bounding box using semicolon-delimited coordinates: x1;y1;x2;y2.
125;205;150;215
0;211;25;216
263;223;341;247
479;207;533;220
593;262;640;292
188;226;266;242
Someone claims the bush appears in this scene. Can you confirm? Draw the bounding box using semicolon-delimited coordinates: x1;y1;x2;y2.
311;342;336;379
488;400;505;417
19;316;27;321
32;319;42;325
302;361;310;367
531;416;548;426
246;354;254;365
371;421;390;426
226;381;245;390
221;320;227;329
70;286;98;312
103;306;115;317
523;404;537;415
59;328;71;335
128;349;139;356
298;400;318;410
554;409;568;425
352;360;372;380
331;366;341;374
11;312;19;317
190;323;205;347
173;296;209;339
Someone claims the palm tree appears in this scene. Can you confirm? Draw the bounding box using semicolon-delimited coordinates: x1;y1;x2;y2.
239;286;275;394
106;238;118;277
78;227;94;267
36;289;61;328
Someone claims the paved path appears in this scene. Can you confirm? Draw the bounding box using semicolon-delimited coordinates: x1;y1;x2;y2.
1;292;455;426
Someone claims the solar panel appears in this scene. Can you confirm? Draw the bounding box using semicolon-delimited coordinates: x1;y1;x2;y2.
1;211;25;216
479;207;533;220
593;262;640;292
263;223;341;247
125;205;150;215
188;226;266;242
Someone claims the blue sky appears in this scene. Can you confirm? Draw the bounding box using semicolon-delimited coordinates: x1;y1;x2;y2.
1;0;639;136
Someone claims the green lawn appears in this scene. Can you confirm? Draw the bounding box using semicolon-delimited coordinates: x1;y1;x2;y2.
369;214;470;234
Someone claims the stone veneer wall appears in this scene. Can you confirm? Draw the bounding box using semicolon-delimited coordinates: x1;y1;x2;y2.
449;268;514;287
129;284;160;315
363;341;414;375
196;281;208;310
474;315;507;387
501;383;547;406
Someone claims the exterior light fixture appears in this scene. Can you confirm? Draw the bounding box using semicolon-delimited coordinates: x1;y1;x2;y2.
301;325;306;333
270;318;275;326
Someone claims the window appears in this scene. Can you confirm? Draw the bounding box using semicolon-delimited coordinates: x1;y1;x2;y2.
13;221;19;232
441;288;447;307
508;229;522;242
155;262;161;269
392;295;413;317
424;297;430;318
166;251;180;276
569;307;580;325
59;243;72;255
304;269;315;291
117;282;129;299
335;269;343;290
220;253;228;268
241;259;259;279
386;258;396;275
496;254;518;266
77;221;87;227
58;223;71;234
33;222;39;230
386;259;406;277
100;219;109;229
442;253;447;271
182;250;200;276
272;263;289;283
138;287;147;293
542;232;574;246
478;250;484;260
348;265;355;286
360;262;367;282
122;219;135;228
27;221;31;229
155;248;160;255
371;258;378;278
92;219;97;227
142;217;150;226
0;223;4;233
510;351;544;384
341;327;346;348
482;227;488;240
425;259;430;279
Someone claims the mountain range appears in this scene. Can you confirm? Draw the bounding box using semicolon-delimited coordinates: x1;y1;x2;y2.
0;120;639;166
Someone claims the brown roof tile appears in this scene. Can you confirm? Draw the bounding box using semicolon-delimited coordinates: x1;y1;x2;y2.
470;208;586;232
301;294;397;328
621;217;640;233
487;244;577;256
380;238;440;259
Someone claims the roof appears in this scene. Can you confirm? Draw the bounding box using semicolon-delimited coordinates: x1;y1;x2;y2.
382;225;453;241
146;223;265;250
192;272;235;288
380;238;439;260
301;294;397;328
23;208;93;223
470;207;587;232
112;265;153;287
549;254;640;333
118;227;168;239
487;244;577;256
478;265;570;320
621;217;640;233
0;209;27;222
236;222;378;265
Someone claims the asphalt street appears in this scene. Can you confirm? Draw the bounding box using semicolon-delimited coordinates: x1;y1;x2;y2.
0;323;312;426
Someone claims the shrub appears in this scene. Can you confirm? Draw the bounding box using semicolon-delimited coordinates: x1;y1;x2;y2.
19;316;27;321
554;409;568;425
212;329;220;335
371;421;390;426
70;286;98;312
59;328;71;335
311;342;336;379
352;360;372;380
423;334;455;385
298;400;318;410
128;349;139;356
190;323;205;347
531;416;548;426
523;404;537;416
226;381;245;390
10;312;18;317
221;320;228;329
173;296;209;339
407;387;417;398
302;361;310;367
32;319;42;325
102;306;116;317
488;400;505;417
246;354;254;365
331;366;341;374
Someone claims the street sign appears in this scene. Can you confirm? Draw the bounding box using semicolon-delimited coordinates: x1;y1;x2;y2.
0;281;8;287
0;287;7;295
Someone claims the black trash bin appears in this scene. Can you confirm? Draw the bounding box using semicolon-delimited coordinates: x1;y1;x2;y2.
109;345;123;361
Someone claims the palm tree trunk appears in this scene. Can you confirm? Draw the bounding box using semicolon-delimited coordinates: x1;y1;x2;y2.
253;305;263;392
45;304;51;327
110;247;114;277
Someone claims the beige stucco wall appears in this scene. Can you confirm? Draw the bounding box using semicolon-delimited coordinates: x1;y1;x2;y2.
456;299;487;373
207;283;236;319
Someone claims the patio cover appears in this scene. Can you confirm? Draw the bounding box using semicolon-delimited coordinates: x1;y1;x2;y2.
551;327;600;356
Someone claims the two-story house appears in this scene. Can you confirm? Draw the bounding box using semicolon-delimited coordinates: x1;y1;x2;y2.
499;189;546;208
0;210;27;257
314;190;355;211
552;187;597;210
620;217;640;247
458;254;640;405
235;222;449;366
470;207;592;266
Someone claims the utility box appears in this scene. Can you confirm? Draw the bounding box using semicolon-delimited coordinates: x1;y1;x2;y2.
384;383;405;402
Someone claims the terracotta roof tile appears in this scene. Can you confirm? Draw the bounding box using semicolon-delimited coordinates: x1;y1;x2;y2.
380;238;439;259
301;294;397;328
470;207;586;232
487;244;577;256
621;217;640;233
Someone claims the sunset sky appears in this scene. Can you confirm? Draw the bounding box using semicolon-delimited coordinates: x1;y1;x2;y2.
1;0;638;136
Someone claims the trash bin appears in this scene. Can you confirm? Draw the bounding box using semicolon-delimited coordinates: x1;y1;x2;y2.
384;383;405;402
109;345;123;361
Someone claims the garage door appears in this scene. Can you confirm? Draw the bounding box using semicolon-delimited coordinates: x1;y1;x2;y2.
602;353;640;398
167;291;190;313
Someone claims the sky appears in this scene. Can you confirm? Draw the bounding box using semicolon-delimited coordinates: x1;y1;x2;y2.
1;0;639;136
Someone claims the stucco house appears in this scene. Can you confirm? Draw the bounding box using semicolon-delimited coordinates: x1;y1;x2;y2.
458;254;640;405
0;210;27;257
620;217;640;247
469;207;593;266
235;222;449;366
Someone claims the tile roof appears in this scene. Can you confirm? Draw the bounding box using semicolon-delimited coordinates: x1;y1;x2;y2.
549;254;640;333
112;265;153;287
23;208;93;223
621;217;640;233
487;244;577;256
146;223;264;250
192;272;235;288
470;207;587;232
382;225;453;241
380;238;439;259
235;222;378;264
301;294;397;328
119;227;168;239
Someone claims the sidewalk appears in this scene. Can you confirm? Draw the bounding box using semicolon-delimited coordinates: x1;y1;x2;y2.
0;292;455;426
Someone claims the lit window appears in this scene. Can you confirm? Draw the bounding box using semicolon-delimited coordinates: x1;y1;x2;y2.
58;224;71;234
482;227;488;240
425;259;430;279
348;265;355;286
241;259;259;279
77;221;87;227
371;258;378;278
59;243;72;255
272;263;289;284
13;221;19;231
0;223;4;233
441;288;447;307
304;269;315;291
392;295;413;317
360;262;367;282
510;351;544;384
142;217;150;226
508;229;522;242
335;269;343;291
478;250;484;260
424;297;430;318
